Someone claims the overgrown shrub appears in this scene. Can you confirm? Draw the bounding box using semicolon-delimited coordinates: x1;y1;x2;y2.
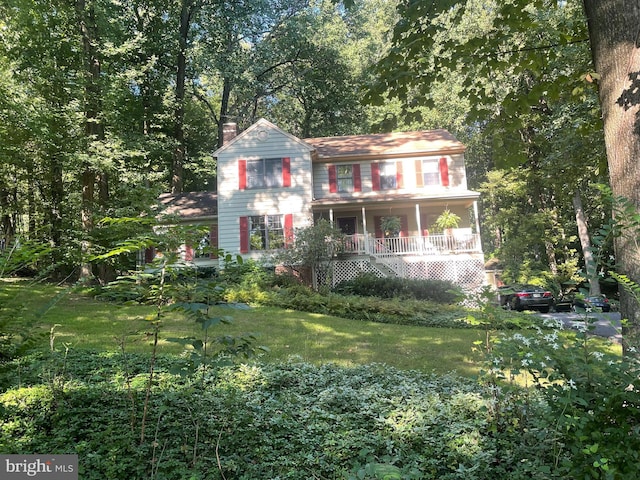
0;351;558;479
262;286;470;328
333;273;463;304
484;314;639;479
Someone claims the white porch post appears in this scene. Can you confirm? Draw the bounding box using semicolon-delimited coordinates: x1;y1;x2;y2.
329;208;334;226
362;207;369;254
415;204;422;254
473;201;482;250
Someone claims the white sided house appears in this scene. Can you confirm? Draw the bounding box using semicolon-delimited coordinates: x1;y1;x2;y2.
157;118;486;289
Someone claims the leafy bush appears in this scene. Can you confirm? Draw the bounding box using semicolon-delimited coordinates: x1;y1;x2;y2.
0;351;558;479
485;313;638;479
333;273;463;304
262;286;470;328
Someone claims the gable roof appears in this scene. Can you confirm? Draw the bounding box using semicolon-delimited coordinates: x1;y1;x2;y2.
305;129;465;161
212;118;315;156
158;191;217;220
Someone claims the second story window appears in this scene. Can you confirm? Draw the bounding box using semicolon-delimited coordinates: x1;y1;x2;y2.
421;159;440;186
379;162;397;190
329;164;361;193
372;161;403;191
247;158;282;189
416;157;449;187
337;165;353;192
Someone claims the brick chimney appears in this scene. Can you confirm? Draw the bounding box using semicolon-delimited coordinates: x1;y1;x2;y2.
222;122;238;145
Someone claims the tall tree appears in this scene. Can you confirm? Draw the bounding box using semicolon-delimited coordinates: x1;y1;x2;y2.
582;0;640;341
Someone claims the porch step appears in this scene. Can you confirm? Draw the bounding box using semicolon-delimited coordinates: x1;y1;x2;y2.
369;256;399;278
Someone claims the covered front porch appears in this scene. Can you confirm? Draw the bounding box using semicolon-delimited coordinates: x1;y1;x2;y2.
313;193;483;258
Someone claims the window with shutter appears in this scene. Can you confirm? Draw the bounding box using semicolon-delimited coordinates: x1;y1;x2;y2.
330;164;360;193
244;158;286;189
418;158;447;187
243;215;286;251
379;162;397;190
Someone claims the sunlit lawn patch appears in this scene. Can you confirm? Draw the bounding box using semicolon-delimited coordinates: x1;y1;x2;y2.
5;281;485;376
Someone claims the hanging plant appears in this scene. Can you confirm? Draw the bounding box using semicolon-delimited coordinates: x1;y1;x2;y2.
433;209;461;233
381;216;401;237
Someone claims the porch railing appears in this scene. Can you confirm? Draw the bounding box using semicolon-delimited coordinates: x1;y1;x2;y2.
340;233;481;256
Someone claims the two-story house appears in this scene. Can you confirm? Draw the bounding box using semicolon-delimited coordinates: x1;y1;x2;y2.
157;118;485;289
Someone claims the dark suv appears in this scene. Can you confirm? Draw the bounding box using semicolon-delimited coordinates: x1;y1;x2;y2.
498;284;554;313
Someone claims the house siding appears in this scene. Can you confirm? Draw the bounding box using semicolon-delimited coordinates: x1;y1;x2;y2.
217;123;314;259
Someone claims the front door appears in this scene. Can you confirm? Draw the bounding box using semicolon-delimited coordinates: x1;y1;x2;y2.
337;217;357;235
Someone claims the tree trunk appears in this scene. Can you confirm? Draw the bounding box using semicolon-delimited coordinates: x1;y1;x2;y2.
583;0;640;348
49;152;64;248
573;190;601;296
172;0;194;194
218;76;232;148
77;0;106;282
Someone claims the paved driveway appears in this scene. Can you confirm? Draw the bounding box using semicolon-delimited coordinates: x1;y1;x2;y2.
537;312;622;342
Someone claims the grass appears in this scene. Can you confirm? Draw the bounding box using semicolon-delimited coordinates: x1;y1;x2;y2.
4;280;486;376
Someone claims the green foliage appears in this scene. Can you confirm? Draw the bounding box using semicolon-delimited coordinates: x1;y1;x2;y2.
465;286;538;356
0;239;53;279
486;312;639;479
432;209;461;232
166;297;267;380
333;273;463;304
263;284;469;329
380;216;401;237
274;219;346;290
0;279;69;378
0;352;558;479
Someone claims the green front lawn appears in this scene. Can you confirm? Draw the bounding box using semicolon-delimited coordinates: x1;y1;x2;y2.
6;281;484;376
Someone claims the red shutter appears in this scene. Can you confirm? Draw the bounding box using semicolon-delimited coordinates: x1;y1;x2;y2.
239;216;249;253
282;157;291;187
396;161;404;189
439;157;449;187
374;216;383;239
328;165;337;193
371;163;380;191
415;160;424;187
210;224;219;259
284;213;294;247
185;245;194;261
144;247;155;264
400;215;408;237
238;159;247;190
353;164;361;192
421;214;429;236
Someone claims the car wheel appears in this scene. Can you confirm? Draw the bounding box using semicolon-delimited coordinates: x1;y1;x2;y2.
572;304;578;313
